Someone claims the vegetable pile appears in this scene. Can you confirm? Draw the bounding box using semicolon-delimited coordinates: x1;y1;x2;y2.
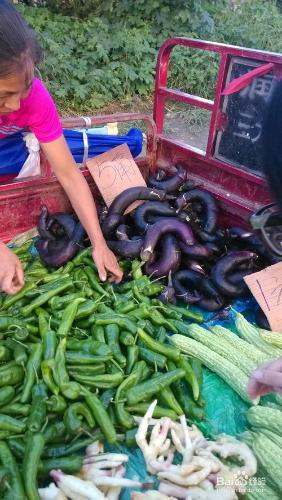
0;244;207;498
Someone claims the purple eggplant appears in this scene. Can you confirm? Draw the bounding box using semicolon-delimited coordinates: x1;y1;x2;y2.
148;165;187;193
144;235;181;278
141;218;194;262
181;258;206;275
36;223;85;268
255;308;270;330
175;189;218;234
158;272;177;304
108;187;167;216
211;251;258;298
134;201;176;234
102;214;124;240
106;239;143;259
116;225;133;241
179;241;220;260
47;213;77;239
38;206;55;240
172;269;224;310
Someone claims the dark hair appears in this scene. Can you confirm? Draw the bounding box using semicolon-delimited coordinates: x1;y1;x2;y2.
0;0;42;78
262;80;282;214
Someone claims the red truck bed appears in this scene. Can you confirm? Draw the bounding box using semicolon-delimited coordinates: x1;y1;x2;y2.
0;37;280;242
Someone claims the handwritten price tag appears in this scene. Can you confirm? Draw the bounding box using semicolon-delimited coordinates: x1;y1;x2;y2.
244;261;282;332
87;143;146;211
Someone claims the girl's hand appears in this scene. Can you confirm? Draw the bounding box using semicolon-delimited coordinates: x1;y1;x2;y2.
248;357;282;398
0;243;24;294
92;242;123;284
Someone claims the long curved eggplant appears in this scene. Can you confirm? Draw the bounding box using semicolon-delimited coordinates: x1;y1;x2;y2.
106;239;143;259
175;189;218;234
255;308;270;330
116;224;132;241
108;187;167;216
134;201;176;234
38;206;55;240
36;223;85;268
140;218;194;262
158;272;177;304
179;241;220;260
102;214;124;239
172;269;224;309
181;257;206;275
144;235;181;278
148;165;187;192
211;251;258;298
47;213;77;239
172;270;201;304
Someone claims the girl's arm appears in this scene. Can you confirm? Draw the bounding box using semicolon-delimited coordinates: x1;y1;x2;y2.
41;136;123;283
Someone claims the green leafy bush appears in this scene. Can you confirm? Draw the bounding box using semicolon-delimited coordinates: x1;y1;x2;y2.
18;0;282;112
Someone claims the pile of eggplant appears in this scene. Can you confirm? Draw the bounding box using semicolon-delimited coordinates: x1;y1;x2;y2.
100;165;274;312
36;206;85;267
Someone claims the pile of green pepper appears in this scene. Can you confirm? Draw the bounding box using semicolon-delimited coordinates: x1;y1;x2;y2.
0;244;205;499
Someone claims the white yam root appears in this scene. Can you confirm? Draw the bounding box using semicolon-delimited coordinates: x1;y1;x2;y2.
38;482;67;500
131;492;177;500
136;400;172;474
50;469;105;500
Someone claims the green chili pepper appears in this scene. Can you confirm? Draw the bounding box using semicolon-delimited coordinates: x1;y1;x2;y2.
116;301;136;314
41;360;59;395
150;309;178;333
125;427;138;447
131;259;143;280
22;277;73;317
1;282;37;310
61;382;81;400
0;345;12;362
142;283;164;296
46;395;67;414
0;403;31;417
169;306;204;323
132;283;150;304
57;298;85;337
43;422;66;444
0;387;15;408
115;361;144;429
6;438;25;459
4;339;28;366
156;326;167;343
139;347;167;369
27;383;47;433
49;292;85;311
84;266;109;297
85;392;117;444
0;440;25;499
42;435;102;458
172;378;204;421
68;363;105;376
72;246;92;265
159;386;183;416
177;356;200;401
191;358;205;407
119;331;135;346
66;339;111;356
126;403;178;420
138;328;180;361
137;320;155;336
0;415;25;434
105;324;126;367
100;389;115;408
0;316;37;333
96;315;137;335
65;351;111;365
53;338;68;388
71;372;123;389
39;455;83;477
64;402;95;434
20;343;43;403
23;432;45;500
91;324;105;343
127;368;185;405
126;345;139;374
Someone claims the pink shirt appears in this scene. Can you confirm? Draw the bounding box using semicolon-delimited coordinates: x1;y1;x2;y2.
0;78;62;143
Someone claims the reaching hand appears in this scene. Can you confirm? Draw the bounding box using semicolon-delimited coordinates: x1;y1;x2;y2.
248;357;282;398
0;243;24;295
92;243;123;284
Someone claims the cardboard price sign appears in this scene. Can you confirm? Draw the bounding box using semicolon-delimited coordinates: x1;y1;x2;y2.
244;261;282;332
87;143;146;211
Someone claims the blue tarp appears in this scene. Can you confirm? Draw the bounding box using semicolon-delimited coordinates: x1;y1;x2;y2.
0;128;143;176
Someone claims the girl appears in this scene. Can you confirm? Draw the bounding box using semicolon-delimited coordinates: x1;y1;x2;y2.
0;0;122;294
